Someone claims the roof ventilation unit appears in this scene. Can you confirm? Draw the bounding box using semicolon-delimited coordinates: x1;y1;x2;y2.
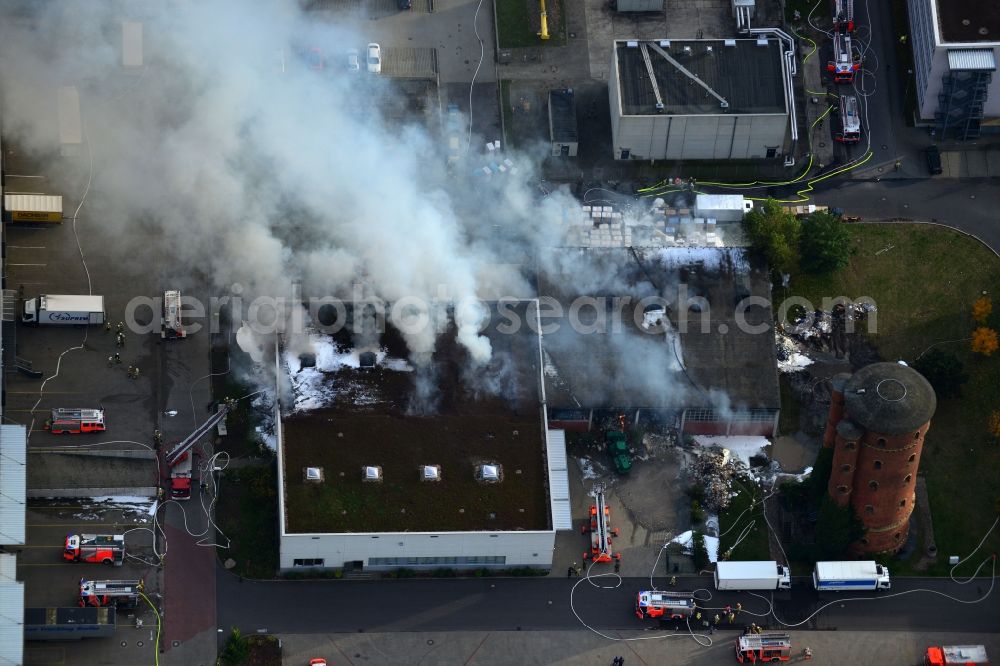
359;351;377;369
683;46;692;54
362;465;383;482
303;467;324;482
421;465;442;482
655;102;665;113
706;45;714;53
725;39;737;47
626;40;639;48
476;463;503;483
756;37;768;46
659;40;671;48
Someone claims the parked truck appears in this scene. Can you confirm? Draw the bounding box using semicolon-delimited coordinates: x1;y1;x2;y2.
812;560;890;591
161;289;187;339
22;294;105;326
715;560;792;591
169;451;195;500
63;534;125;566
925;645;989;665
3;193;63;223
45;408;106;434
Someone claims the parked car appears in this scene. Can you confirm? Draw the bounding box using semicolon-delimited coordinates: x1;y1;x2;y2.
367;43;382;74
925;145;943;175
346;48;360;71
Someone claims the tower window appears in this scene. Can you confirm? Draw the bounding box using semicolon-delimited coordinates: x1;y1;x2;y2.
841;464;853;473
908;453;916;463
876;437;887;447
861;537;870;545
837;485;849;495
899;499;906;507
893;533;901;541
845;441;857;451
904;474;912;484
865;504;874;515
874;460;883;470
869;481;879;491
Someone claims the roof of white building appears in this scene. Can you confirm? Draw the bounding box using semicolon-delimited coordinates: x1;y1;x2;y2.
935;0;1000;44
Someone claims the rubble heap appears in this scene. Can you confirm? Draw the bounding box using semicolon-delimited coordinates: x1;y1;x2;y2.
688;448;743;512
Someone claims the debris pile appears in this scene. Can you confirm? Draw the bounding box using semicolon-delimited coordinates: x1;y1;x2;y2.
775;332;814;373
687;448;743;512
781;302;876;357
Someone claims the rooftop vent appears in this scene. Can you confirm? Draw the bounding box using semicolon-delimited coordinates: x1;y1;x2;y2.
363;465;383;482
683;46;692;54
303;467;324;482
421;465;442;482
299;353;316;368
706;45;714;53
756;37;768;46
626;40;639;48
476;464;503;484
655;102;664;114
659;40;671;48
359;351;377;369
724;39;737;47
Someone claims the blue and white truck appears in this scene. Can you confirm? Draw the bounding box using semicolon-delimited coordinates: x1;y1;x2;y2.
812;560;890;591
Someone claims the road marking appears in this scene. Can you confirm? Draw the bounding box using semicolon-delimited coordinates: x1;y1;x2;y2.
6;245;46;249
7;263;47;266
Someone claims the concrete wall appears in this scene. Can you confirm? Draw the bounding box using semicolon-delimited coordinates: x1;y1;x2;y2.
611;112;788;160
279;530;556;570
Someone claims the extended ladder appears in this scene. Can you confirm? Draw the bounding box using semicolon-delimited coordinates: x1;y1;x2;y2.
583;490;620;563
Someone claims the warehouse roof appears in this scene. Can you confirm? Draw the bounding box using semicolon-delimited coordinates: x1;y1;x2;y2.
549;89;579;143
843;362;937;435
0;425;26;545
280;300;550;534
614;39;786;116
935;0;1000;44
538;247;779;412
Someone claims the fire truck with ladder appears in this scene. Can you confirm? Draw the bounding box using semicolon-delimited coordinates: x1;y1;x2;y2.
835;95;861;143
45;408;106;434
581;489;620;563
832;0;854;33
163;401;231;500
827;30;859;83
634;590;697;620
736;632;793;663
63;534;125;566
161;289;187;339
79;578;144;608
925;644;990;666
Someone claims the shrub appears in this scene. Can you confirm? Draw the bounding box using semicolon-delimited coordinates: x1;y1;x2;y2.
800;212;851;274
973;296;993;324
691;531;710;571
971;327;999;356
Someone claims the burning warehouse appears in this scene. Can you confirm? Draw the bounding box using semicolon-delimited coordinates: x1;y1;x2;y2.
538;247;781;435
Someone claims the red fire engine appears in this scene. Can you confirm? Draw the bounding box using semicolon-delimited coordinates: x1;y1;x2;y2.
161;290;187;339
79;578;143;607
45;408;106;434
832;0;854;33
634;591;697;620
582;490;620;563
64;534;125;566
169;450;195;500
827;31;860;83
736;632;793;663
925;644;990;666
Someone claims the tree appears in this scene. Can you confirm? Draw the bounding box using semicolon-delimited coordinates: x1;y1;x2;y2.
913;349;969;399
219;627;250;666
742;199;801;277
800;212;852;274
973;296;993;324
971;327;999;356
691;530;710;571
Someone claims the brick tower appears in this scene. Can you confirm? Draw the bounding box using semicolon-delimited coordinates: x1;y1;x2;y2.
823;362;936;555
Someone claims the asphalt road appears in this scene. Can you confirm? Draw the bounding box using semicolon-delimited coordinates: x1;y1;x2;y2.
217;572;999;634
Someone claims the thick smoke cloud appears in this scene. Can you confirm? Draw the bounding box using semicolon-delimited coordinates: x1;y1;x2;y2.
0;0;556;368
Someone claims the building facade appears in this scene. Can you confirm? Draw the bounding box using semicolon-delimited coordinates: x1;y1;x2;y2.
823;363;936;555
907;0;999;138
608;39;790;160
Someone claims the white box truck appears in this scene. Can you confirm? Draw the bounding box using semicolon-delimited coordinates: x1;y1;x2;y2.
22;294;106;326
812;561;890;591
715;561;792;590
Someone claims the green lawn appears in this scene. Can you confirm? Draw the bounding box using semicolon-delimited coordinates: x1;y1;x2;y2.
719;480;772;562
216;464;279;579
784;224;1000;575
495;0;565;49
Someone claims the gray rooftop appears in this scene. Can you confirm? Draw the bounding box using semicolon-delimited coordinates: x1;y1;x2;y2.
615;39;786;116
549;89;578;143
843;362;937;435
936;0;1000;44
538;247;780;412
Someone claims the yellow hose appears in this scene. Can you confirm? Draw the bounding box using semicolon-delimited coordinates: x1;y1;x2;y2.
538;0;549;40
139;591;162;666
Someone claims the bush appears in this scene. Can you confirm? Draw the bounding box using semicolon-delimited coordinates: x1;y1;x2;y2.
219;627;250;666
800;212;852;274
972;327;999;356
743;199;801;277
690;500;706;525
913;349;969;399
691;531;710;571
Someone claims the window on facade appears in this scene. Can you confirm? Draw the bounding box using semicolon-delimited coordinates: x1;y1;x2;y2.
874;460;883;470
861;537;869;545
876;437;887;447
904;474;912;484
908;453;916;463
368;556;508;567
914;432;921;440
899;499;906;507
845;441;857;451
841;464;852;473
293;558;325;567
893;533;901;541
865;505;874;515
869;480;879;491
837;485;849;494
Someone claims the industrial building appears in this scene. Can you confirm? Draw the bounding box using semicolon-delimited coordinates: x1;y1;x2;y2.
548;89;579;157
539;246;780;436
276;300;570;572
907;0;999;138
608;38;791;160
823;362;937;555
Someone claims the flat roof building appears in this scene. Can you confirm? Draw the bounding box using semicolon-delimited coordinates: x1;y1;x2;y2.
538;247;780;435
907;0;1000;138
609;39;791;160
277;300;568;572
549;89;579;157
